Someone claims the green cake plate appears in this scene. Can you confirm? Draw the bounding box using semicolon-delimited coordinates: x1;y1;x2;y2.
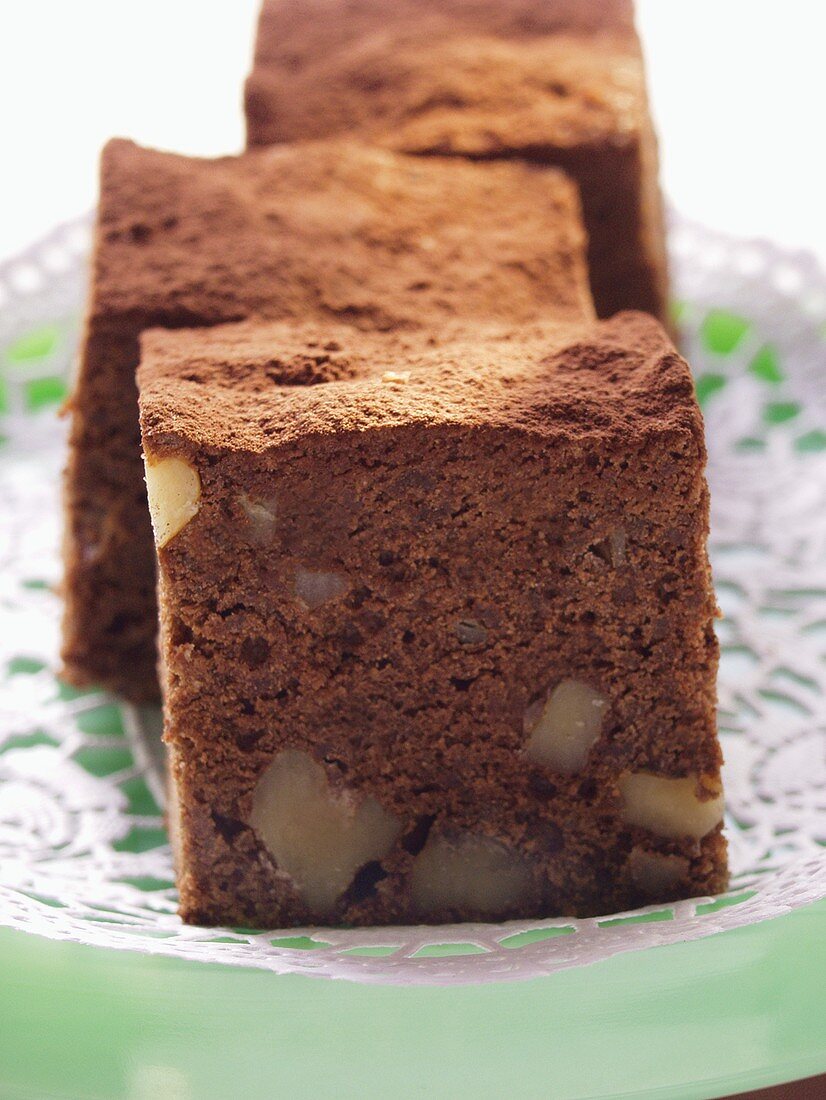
1;216;826;1098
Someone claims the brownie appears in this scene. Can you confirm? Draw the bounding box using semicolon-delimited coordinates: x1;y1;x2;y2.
138;312;726;927
245;0;668;320
62;137;593;701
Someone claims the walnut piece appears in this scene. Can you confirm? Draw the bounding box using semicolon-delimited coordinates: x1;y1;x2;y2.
628;847;689;897
619;773;724;839
240;494;278;545
250;749;401;915
454;619;488;647
143;454;201;548
410;833;532;917
608;528;627;565
524;680;608;774
592;528;627;566
166;746;184;870
294;568;349;609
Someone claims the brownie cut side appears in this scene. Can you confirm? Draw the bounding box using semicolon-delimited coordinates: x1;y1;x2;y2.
245;0;668;320
62;137;593;701
138;312;726;927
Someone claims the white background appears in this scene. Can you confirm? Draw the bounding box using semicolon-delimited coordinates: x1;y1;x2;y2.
0;0;823;263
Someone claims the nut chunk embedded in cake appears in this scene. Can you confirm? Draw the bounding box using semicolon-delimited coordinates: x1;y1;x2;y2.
138;313;726;928
246;0;668;320
62;136;593;703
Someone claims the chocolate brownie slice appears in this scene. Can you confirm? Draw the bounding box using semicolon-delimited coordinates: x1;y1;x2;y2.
62;137;592;701
138;312;726;927
245;0;668;320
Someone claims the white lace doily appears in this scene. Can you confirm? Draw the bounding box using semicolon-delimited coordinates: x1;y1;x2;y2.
1;214;825;985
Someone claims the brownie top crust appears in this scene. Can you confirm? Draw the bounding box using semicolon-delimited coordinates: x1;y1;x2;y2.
246;1;643;151
90;138;593;331
253;0;637;66
139;312;702;458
